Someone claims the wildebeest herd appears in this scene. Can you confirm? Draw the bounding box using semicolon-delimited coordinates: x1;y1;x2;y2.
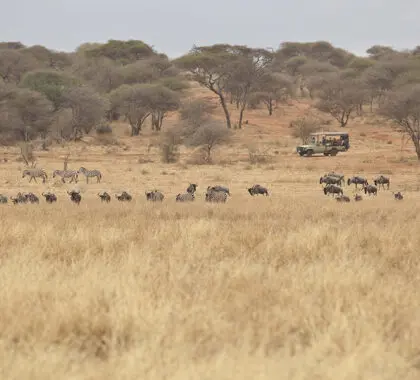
320;172;404;202
0;167;406;206
0;165;270;205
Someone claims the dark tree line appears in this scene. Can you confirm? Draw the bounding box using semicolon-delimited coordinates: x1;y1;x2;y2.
2;39;420;159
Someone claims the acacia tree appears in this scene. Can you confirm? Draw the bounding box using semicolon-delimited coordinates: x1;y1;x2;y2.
174;44;236;128
380;85;420;160
0;86;53;142
0;49;37;83
314;74;363;127
249;72;293;115
149;85;181;131
20;69;79;111
62;85;109;140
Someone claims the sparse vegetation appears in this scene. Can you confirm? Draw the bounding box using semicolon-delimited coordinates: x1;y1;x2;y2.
1;37;420;379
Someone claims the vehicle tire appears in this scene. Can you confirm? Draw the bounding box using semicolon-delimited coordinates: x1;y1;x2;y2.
299;151;305;156
306;150;313;157
330;149;338;156
324;153;330;156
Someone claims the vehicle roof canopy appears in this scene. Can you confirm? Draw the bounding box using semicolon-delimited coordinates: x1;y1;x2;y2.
310;132;349;137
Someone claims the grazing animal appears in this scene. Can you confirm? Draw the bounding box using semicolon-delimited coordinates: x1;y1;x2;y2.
207;185;230;195
42;192;57;203
22;168;48;183
323;184;343;197
78;167;102;184
186;183;198;194
326;172;345;185
347;176;368;189
363;184;377;196
205;188;228;203
52;169;78;183
11;192;28;204
98;192;111;203
319;175;342;186
373;175;390;190
248;184;269;196
354;194;363;202
67;190;81;205
336;195;351;202
145;190;164;202
176;193;195;202
393;191;404;200
24;192;39;204
0;194;8;203
115;191;132;202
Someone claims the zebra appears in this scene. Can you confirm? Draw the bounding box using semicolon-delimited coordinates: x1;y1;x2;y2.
0;194;8;203
52;169;79;183
78;167;102;184
67;190;81;205
42;192;57;203
98;192;111;203
176;193;195;202
145;190;165;202
207;185;230;195
22;168;48;183
205;188;228;203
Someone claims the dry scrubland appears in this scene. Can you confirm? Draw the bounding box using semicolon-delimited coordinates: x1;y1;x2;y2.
1;100;420;379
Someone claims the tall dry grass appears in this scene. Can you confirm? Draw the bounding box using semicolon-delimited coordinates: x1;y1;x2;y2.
1;196;420;379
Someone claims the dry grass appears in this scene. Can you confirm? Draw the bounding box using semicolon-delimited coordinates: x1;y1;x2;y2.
1;99;420;379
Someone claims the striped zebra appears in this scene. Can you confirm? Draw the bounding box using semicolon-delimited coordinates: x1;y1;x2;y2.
205;188;228;203
176;193;195;202
52;169;78;183
78;167;102;184
22;168;48;183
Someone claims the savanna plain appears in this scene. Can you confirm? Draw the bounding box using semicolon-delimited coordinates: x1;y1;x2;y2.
2;102;420;380
2;43;420;379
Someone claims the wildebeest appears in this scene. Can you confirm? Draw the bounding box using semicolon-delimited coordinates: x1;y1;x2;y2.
205;188;228;203
186;183;198;194
42;192;57;203
347;176;368;189
393;191;403;200
67;190;81;205
98;192;111;203
145;190;164;202
207;185;230;196
24;192;39;204
373;175;390;190
319;175;342;186
115;191;132;202
22;168;48;183
0;194;8;203
247;184;269;196
354;194;363;202
323;184;343;197
176;193;195;202
326;172;345;185
11;192;28;204
336;195;351;202
363;184;377;196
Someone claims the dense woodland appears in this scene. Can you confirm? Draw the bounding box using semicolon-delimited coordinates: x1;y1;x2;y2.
1;39;420;159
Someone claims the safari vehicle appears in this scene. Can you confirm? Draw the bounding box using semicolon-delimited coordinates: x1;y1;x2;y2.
296;132;350;157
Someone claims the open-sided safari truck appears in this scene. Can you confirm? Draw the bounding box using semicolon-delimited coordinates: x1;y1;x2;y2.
296;132;350;157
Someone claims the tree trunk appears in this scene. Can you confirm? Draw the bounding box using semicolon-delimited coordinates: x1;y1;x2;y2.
218;94;232;129
412;135;420;160
238;103;246;129
131;125;140;136
268;100;273;116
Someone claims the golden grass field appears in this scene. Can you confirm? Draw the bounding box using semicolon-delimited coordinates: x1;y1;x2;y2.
1;95;420;379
